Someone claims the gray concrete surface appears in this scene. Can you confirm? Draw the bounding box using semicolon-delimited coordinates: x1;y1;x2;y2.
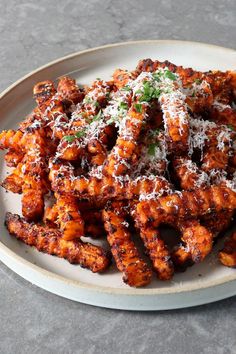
0;0;236;353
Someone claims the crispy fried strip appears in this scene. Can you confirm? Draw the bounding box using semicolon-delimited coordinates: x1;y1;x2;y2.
49;160;171;200
139;226;174;280
0;130;24;151
112;69;135;89
172;210;234;269
159;91;190;153
177;219;213;263
219;232;236;268
103;103;148;176
44;204;105;239
135;59;235;100
103;202;152;287
135;186;236;227
201;127;231;172
173;158;209;190
57;76;84;104
4;149;24;167
53;193;85;240
5;212;110;273
2;161;23;194
210;104;236;130
33;80;56;108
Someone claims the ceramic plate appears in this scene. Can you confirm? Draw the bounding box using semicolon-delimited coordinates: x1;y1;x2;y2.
0;40;236;310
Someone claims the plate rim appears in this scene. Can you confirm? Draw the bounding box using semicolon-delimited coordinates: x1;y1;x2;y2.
0;39;235;299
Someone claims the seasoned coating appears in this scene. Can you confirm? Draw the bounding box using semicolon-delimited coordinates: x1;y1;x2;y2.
103;202;152;287
0;130;24;151
201;210;234;236
5;212;110;273
139;226;174;280
177;219;213;263
135;186;236;227
33;80;56;108
219;232;236;268
159;90;190;153
173;158;209;190
172;210;234;269
49;159;171;200
53;193;85;240
57;76;84;104
103;103;148;176
4;149;24;167
135;58;235;99
210;104;236;130
113;69;135;89
201;126;232;172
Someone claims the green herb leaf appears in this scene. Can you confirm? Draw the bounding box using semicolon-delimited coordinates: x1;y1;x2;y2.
153;71;164;81
134;103;142;113
75;130;86;138
121;85;131;91
84;96;93;104
195;78;202;84
148;143;157;156
164;70;176;81
91;110;102;123
63;135;76;142
119;102;128;110
227;124;235;131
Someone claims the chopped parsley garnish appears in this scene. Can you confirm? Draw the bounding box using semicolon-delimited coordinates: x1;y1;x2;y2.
195;78;202;84
138;81;161;102
84;96;93;104
148;143;158;156
121;85;131;91
227;124;235;131
134;103;142;113
91;110;102;122
63;135;76;142
119;102;128;110
75;130;86;138
63;129;86;142
164;70;176;81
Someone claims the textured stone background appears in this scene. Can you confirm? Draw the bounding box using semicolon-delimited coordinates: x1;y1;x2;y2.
0;0;236;353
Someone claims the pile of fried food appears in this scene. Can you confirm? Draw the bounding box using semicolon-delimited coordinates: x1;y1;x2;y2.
1;58;236;287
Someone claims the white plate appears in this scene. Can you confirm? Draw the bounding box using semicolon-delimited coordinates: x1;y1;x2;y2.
0;40;236;311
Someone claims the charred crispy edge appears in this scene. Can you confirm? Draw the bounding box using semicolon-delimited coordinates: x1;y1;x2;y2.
103;202;152;287
219;232;236;268
177;219;213;263
0;130;24;151
172;157;208;191
33;80;56;107
54;193;85;240
57;76;84;104
172;211;234;270
49;159;171;201
135;59;234;93
138;226;174;280
5;212;110;273
135;186;236;227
